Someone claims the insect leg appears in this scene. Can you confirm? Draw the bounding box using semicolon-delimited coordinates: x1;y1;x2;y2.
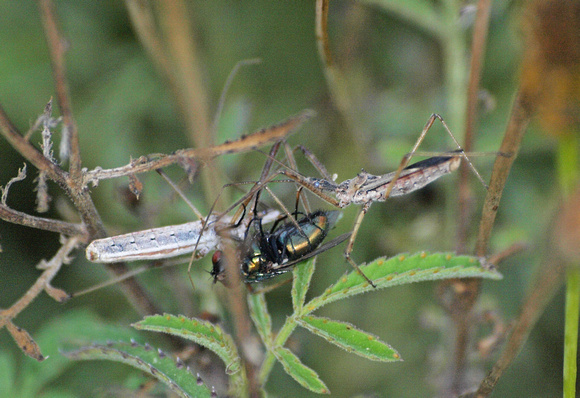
156;169;204;220
294;144;334;182
344;203;377;288
406;114;488;190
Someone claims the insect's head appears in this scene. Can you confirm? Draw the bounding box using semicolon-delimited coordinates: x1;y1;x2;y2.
210;251;230;287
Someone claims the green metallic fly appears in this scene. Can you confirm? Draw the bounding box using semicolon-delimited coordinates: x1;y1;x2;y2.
210;210;350;285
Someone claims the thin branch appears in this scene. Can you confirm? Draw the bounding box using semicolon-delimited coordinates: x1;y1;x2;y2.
0;104;68;187
0;84;159;318
0;236;81;329
475;88;535;257
444;86;534;395
221;242;259;397
83;110;315;184
456;0;492;253
446;1;493;393
0;203;86;237
1;164;27;205
39;0;82;180
475;256;565;397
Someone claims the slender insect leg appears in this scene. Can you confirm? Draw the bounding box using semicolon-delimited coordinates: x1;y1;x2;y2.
295;144;334;182
376;115;454;208
337;115;462;288
281;141;312;213
201;140;287;242
156;169;204;220
221;140;323;242
293;187;305;218
344;203;376;287
276;144;377;285
243;143;384;286
406;114;488;190
205;140;303;288
435;115;489;190
253;142;343;207
236;140;310;236
255;141;337;213
185;142;284;285
262;185;311;239
231;141;285;222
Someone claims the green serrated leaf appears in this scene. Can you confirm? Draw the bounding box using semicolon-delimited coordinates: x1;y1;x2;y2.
248;293;273;346
305;252;502;311
297;316;401;362
63;341;211;398
292;257;316;311
273;346;329;394
20;310;142;398
132;314;241;375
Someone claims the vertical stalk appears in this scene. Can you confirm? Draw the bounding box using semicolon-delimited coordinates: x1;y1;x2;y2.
558;134;579;398
564;267;580;398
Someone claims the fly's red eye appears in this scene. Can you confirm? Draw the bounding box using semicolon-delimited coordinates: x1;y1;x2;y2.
212;251;222;264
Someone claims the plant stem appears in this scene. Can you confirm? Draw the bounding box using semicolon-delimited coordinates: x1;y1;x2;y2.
258;317;298;385
558;133;579;398
564;266;580;398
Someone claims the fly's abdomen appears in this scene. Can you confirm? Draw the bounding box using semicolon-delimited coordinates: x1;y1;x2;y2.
281;211;334;260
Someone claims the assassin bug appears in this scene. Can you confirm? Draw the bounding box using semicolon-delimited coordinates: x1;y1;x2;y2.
213;114;491;288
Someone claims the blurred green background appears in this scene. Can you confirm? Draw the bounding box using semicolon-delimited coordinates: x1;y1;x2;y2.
0;1;567;397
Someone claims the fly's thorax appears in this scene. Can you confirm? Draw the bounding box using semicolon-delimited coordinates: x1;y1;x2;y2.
241;239;269;278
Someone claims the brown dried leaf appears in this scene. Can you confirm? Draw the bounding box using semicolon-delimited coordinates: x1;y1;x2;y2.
128;173;143;200
45;283;71;303
177;157;199;183
6;321;45;361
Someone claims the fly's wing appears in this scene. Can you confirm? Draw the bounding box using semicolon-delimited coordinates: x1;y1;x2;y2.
324;210;341;230
362;155;461;196
268;232;351;272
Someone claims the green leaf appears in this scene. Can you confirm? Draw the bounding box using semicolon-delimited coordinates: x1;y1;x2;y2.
297;316;401;362
248;293;273;346
19;310;142;397
292;257;316;312
132;314;241;375
63;341;212;398
273;346;329;394
306;252;502;311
